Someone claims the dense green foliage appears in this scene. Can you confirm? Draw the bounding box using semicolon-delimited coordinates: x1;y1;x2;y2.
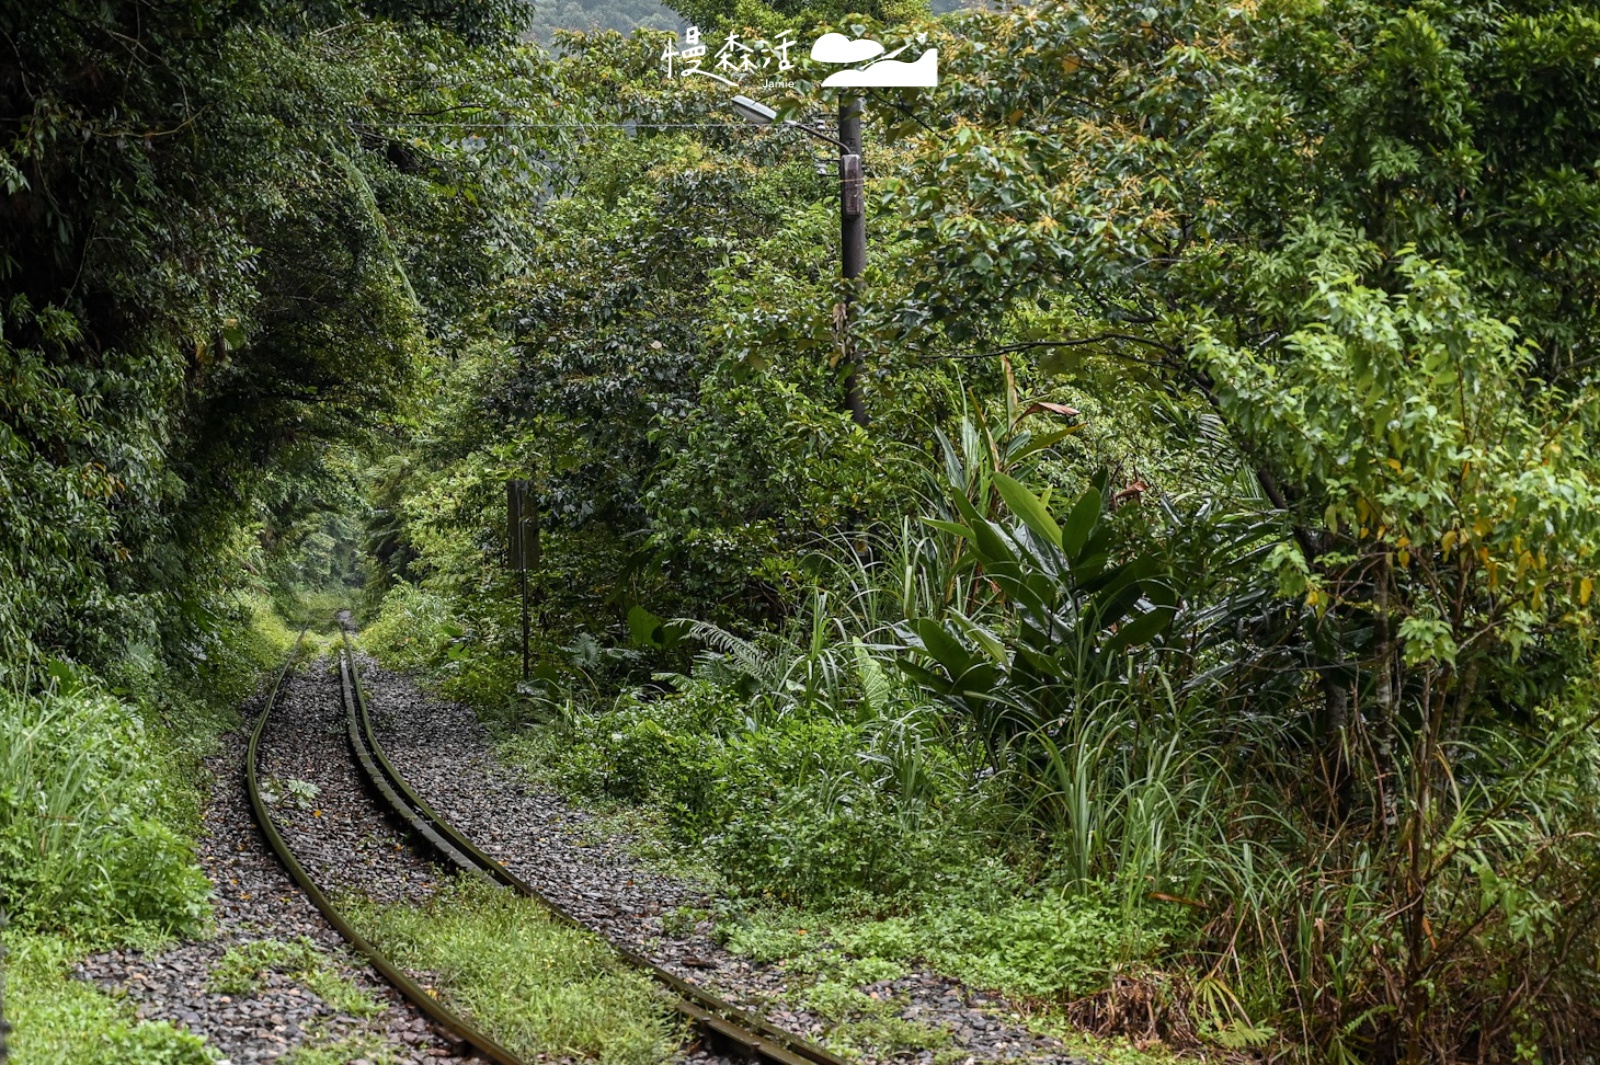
363;1;1600;1062
5;0;1600;1061
0;0;539;911
0;682;208;933
0;0;555;1057
525;0;677;41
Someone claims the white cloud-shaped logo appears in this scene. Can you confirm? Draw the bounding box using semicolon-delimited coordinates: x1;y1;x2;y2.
821;48;938;88
810;32;886;64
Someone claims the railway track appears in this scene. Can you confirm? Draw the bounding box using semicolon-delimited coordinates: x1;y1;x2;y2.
247;631;851;1065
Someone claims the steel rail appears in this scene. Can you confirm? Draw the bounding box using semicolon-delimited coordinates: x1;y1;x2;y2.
246;631;528;1065
338;632;850;1065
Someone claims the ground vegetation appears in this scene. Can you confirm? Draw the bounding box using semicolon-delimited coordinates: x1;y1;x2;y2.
2;0;1598;1062
0;0;554;1054
363;1;1600;1062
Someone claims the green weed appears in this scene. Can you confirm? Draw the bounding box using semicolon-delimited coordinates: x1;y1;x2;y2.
824;1013;952;1060
259;777;322;811
280;1033;397;1065
722;886;1191;1004
300;963;384;1018
0;683;211;937
344;876;679;1065
3;932;216;1065
503;672;1002;907
208;937;381;1017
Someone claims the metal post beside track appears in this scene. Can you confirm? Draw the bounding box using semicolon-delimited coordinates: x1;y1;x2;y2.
507;479;539;681
1;907;10;1065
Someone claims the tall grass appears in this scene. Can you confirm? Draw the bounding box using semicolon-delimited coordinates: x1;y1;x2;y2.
0;681;209;936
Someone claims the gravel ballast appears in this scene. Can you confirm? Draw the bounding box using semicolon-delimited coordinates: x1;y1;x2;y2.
358;655;1083;1065
77;659;477;1063
74;651;1085;1065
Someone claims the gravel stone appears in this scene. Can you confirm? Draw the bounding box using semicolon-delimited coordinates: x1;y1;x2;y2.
72;649;1087;1065
359;655;1086;1065
75;660;478;1062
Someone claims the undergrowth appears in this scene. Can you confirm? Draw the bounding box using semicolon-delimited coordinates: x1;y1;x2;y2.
1;590;300;1060
209;937;382;1017
722;886;1194;1004
344;876;679;1065
495;670;1010;908
2;932;215;1065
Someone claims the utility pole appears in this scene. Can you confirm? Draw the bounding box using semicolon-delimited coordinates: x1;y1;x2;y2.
730;93;871;428
838;95;869;430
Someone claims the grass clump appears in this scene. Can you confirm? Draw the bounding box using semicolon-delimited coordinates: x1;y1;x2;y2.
280;1036;396;1065
0;681;211;937
345;876;679;1065
3;932;215;1065
720;882;1196;997
208;937;382;1017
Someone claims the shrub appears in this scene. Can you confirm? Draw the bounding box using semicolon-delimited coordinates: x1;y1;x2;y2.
511;676;994;906
363;582;457;672
0;682;210;936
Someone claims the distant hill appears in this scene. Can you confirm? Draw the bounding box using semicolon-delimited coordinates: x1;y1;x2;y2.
523;0;677;41
523;0;973;42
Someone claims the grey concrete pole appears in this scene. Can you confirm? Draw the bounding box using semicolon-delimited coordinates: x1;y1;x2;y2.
839;95;869;429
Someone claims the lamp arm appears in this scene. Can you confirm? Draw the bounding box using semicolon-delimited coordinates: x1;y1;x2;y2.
783;119;851;153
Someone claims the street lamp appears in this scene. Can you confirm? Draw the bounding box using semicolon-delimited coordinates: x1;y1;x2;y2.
731;94;869;429
729;94;780;126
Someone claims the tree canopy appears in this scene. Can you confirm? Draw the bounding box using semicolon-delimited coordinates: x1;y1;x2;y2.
6;0;1600;1060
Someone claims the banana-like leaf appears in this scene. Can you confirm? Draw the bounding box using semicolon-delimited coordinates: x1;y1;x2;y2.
1011;424;1081;461
1062;486;1102;558
949;609;1009;664
919;517;973;541
908;617;976;678
1104;602;1177;656
994;472;1062;547
951;490;1014;565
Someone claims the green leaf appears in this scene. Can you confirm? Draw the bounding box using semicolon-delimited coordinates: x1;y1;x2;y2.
1011;425;1080;460
951;490;1016;568
994;472;1062;547
1061;486;1103;558
908;618;976;680
920;517;974;541
949;609;1008;664
627;605;665;648
45;657;85;696
1103;603;1176;656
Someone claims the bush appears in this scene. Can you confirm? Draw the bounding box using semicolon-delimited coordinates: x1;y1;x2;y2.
363;582;457;671
711;780;976;906
510;676;994;906
363;581;518;706
0;682;210;936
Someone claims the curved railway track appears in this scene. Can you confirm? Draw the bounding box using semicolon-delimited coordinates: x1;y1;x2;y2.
247;630;851;1065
